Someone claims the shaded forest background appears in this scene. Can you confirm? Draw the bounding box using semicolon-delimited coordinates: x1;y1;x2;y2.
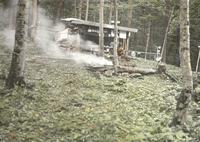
0;0;200;69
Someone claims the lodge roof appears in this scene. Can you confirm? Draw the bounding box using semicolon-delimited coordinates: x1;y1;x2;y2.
61;18;138;33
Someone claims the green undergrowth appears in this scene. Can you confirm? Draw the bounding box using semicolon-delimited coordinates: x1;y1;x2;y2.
0;44;200;142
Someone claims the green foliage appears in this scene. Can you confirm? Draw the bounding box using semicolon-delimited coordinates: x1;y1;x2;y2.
0;43;198;142
1;0;200;141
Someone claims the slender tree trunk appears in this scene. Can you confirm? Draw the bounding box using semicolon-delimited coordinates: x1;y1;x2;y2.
99;0;104;56
0;6;2;16
0;3;3;24
113;0;119;73
161;7;174;63
31;0;38;42
195;48;200;73
56;0;65;20
79;0;83;19
85;0;89;21
172;0;193;126
145;22;151;60
27;0;31;38
126;0;133;56
108;0;113;24
6;0;27;89
127;0;133;28
74;0;77;17
93;13;96;22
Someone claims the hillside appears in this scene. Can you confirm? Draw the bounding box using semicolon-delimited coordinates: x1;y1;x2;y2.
0;43;200;142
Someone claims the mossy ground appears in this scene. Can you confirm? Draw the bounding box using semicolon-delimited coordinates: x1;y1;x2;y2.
0;43;200;142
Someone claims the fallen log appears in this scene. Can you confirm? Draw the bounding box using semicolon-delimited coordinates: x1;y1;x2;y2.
87;65;157;75
117;66;157;75
86;65;113;72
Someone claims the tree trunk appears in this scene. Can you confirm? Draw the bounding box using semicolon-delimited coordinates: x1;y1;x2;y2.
124;0;133;56
85;0;89;21
31;0;38;42
172;0;193;126
79;0;83;19
27;0;31;38
113;0;119;73
6;0;27;89
161;6;174;63
145;22;151;60
99;0;104;56
117;66;157;75
195;49;200;73
88;65;157;75
74;0;77;17
56;0;64;20
108;0;113;24
127;0;133;28
0;3;3;24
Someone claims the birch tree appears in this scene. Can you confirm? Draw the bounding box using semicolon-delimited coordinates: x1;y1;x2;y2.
79;0;83;19
125;0;133;56
99;0;104;56
31;0;37;42
74;0;77;17
113;0;119;73
6;0;27;89
85;0;89;21
172;0;193;126
127;0;133;28
108;0;113;24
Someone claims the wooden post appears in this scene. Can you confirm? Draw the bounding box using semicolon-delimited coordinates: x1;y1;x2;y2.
125;32;130;56
145;22;151;61
122;39;125;50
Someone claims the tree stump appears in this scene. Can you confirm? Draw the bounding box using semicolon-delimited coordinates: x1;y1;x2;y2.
157;63;166;73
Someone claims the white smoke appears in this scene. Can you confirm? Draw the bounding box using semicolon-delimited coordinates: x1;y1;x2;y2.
36;8;112;66
64;52;113;66
0;29;15;49
0;1;17;49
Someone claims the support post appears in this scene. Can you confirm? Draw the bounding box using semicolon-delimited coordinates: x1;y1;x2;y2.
126;32;130;56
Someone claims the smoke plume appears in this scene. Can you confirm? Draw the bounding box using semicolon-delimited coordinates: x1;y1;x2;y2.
36;8;112;66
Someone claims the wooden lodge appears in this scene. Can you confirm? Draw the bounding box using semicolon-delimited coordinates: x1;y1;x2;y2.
61;18;138;54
